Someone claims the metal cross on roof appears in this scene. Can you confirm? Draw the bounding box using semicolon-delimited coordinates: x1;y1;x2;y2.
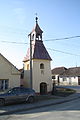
35;13;38;24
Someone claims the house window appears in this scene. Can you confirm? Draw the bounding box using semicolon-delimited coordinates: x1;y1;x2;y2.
52;76;55;79
40;63;44;69
69;77;71;85
0;79;9;90
63;78;66;81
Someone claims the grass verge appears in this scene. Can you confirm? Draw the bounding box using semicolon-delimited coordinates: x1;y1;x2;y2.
53;87;76;97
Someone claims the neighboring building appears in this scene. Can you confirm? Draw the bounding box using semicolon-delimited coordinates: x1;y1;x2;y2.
51;67;67;85
0;53;20;90
59;67;80;85
23;17;52;94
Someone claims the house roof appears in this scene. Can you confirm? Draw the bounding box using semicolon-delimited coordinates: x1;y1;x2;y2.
60;67;80;77
52;67;67;75
19;68;23;72
23;40;52;62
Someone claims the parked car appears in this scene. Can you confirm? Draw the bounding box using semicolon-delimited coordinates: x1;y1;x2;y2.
0;87;36;106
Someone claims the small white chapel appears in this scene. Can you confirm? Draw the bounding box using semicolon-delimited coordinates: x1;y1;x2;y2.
22;17;52;94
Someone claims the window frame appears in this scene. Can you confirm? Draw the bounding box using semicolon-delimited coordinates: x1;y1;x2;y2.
40;63;44;69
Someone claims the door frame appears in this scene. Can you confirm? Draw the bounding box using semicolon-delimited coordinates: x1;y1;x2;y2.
40;82;47;95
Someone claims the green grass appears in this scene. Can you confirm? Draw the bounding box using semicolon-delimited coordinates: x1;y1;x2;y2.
35;88;75;102
53;87;76;97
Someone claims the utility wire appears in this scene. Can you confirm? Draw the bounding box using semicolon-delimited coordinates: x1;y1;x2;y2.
0;35;80;57
44;36;80;41
47;48;80;57
0;35;80;43
32;43;80;57
0;35;80;44
0;40;29;44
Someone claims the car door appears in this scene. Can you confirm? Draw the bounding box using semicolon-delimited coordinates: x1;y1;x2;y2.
5;89;19;103
17;88;29;102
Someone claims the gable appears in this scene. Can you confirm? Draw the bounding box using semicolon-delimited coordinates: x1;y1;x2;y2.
0;53;20;75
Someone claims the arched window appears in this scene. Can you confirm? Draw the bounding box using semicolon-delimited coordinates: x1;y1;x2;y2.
40;63;44;69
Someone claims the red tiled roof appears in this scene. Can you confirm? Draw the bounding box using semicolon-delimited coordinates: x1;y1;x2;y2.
23;40;52;62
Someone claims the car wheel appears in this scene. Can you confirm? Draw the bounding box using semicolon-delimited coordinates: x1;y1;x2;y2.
0;99;5;106
28;96;34;103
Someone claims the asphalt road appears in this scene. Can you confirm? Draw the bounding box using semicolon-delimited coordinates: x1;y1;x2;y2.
0;97;80;120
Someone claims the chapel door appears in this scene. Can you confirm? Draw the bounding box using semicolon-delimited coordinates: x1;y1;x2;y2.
40;82;47;95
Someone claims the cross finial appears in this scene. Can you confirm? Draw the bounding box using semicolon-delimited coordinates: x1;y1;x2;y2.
35;13;38;24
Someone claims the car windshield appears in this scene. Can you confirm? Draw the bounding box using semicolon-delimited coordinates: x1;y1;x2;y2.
7;88;19;94
7;89;13;94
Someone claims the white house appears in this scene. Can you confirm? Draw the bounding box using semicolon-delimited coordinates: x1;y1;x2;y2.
59;67;80;85
51;67;67;85
22;17;52;94
0;53;20;90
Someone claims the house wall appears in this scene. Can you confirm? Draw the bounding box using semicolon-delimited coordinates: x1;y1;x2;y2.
23;61;30;87
24;61;30;70
23;70;30;87
52;74;59;84
0;55;20;89
59;76;78;85
23;59;52;93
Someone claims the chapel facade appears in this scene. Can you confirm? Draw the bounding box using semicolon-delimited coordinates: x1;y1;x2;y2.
23;17;52;94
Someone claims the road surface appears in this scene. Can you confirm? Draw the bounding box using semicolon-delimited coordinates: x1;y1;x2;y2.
0;97;80;120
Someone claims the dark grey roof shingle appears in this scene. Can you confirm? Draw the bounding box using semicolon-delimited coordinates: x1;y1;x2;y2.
60;67;80;77
52;67;67;75
23;40;52;62
31;23;43;34
33;40;52;60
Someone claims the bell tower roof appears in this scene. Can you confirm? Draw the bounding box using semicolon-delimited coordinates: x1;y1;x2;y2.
30;17;43;41
23;17;52;62
23;40;52;62
31;17;43;34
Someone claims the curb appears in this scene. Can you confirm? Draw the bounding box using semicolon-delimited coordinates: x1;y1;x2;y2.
0;95;80;116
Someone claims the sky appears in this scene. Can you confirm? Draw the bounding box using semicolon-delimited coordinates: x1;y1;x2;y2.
0;0;80;69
